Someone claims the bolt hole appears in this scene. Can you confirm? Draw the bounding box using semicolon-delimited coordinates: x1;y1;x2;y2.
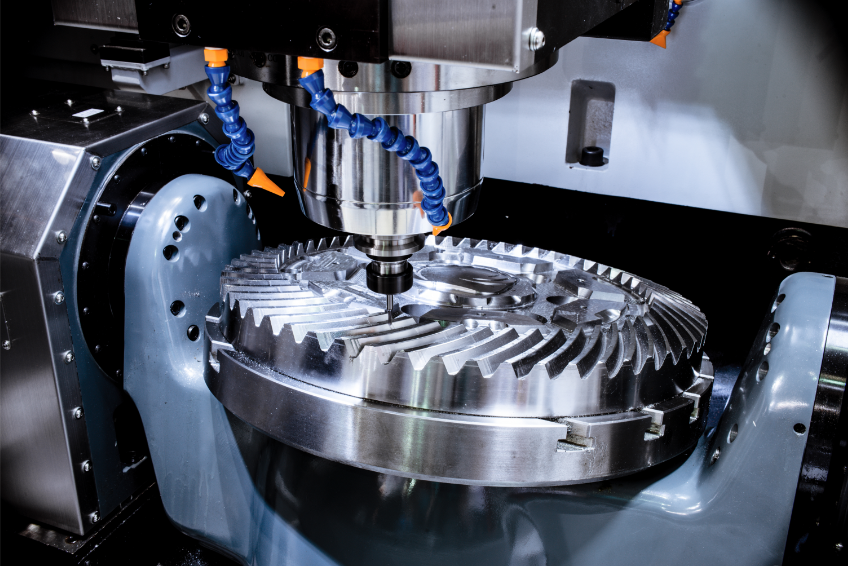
767;322;780;342
794;423;807;435
170;300;185;317
771;293;786;313
546;295;574;306
246;203;253;219
174;215;190;232
316;27;337;51
172;14;191;37
193;195;207;211
338;61;359;78
163;245;179;262
187;325;200;341
727;423;738;443
233;189;241;204
757;360;769;382
390;60;412;79
710;447;721;465
764;343;771;355
173;231;182;241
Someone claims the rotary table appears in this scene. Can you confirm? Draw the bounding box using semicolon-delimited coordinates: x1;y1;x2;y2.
205;235;713;486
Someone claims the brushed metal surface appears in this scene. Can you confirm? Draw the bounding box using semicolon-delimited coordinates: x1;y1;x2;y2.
0;255;98;534
0;138;94;260
51;0;138;32
390;0;538;72
0;91;210;156
292;106;484;235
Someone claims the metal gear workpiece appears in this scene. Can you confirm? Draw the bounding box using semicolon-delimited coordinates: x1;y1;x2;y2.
206;235;713;486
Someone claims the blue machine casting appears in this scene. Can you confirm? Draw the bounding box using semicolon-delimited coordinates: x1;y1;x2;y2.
205;65;256;179
299;70;450;228
665;1;682;31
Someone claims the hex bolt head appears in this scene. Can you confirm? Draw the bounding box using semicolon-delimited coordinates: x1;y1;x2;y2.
90;512;100;524
140;147;148;156
64;351;75;364
164;63;170;69
199;113;209;124
2;340;10;350
528;27;546;51
169;135;176;143
54;292;65;305
90;156;101;170
116;106;123;113
82;460;92;472
836;542;844;551
31;110;39;116
244;190;252;198
56;231;68;244
73;407;84;419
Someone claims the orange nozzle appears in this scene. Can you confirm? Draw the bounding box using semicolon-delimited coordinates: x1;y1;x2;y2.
412;191;425;218
304;158;312;189
205;47;228;67
650;30;670;49
247;168;285;198
298;57;324;78
432;213;452;236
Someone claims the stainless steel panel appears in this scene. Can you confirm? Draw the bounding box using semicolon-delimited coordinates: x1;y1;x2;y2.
0;138;94;260
51;0;139;32
292;106;484;235
0;92;210;157
0;255;99;534
390;0;538;72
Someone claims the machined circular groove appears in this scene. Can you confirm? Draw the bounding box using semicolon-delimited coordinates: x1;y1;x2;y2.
206;236;712;485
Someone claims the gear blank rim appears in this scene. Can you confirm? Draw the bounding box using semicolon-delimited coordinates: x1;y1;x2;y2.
204;236;714;485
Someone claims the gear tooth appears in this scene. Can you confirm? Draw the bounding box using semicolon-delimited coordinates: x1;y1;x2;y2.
424;234;438;246
507;244;525;257
581;260;597;273
538;328;587;378
456;238;471;248
595;264;609;278
306;240;316;253
506;329;567;378
474;239;489;249
316;238;328;251
328;236;340;248
571;329;606;378
343;235;354;247
492;242;508;253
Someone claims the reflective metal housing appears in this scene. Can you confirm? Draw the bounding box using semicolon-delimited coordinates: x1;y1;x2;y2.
272;55;557;237
292;105;483;236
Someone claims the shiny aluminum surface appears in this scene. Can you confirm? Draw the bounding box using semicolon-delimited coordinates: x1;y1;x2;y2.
206;236;713;485
292;106;483;236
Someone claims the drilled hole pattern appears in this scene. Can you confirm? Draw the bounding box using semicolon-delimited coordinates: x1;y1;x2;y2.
163;245;179;262
767;322;780;342
794;423;807;435
170;300;185;317
175;215;190;232
757;361;769;382
187;325;200;341
771;293;785;313
193;195;207;211
727;423;738;443
173;231;182;241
